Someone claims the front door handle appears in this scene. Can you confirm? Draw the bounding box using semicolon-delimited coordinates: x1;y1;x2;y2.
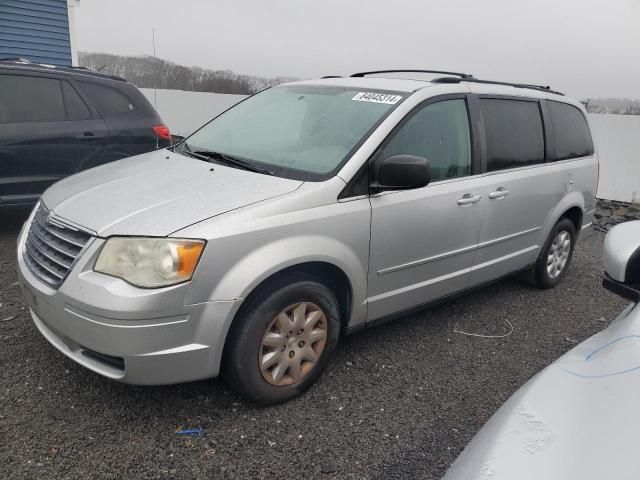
489;187;510;200
457;194;482;206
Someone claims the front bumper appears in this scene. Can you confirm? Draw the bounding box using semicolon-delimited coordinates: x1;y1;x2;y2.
17;224;240;385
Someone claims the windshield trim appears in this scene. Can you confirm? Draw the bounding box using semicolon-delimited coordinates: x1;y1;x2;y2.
179;85;410;182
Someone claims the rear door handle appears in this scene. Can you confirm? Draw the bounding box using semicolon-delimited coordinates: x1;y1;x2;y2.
457;194;482;206
489;187;510;200
77;132;96;139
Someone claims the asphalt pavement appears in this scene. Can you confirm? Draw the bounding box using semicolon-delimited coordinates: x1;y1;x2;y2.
0;208;629;479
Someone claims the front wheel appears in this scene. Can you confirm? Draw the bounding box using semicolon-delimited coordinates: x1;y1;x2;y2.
222;274;340;405
531;218;576;289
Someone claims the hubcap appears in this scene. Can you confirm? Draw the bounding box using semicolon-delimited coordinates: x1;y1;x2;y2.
546;230;571;278
259;302;328;386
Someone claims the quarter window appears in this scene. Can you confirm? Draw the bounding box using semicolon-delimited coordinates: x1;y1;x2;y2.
81;82;135;115
480;99;545;171
382;99;472;181
62;81;91;120
0;75;65;123
548;101;594;160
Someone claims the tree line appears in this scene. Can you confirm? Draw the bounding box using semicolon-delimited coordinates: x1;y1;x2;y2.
78;52;295;95
584;98;640;115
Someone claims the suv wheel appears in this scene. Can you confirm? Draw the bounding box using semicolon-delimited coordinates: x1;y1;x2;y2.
532;218;576;289
223;273;340;404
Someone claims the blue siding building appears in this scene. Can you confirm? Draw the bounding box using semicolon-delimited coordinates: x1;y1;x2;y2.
0;0;73;66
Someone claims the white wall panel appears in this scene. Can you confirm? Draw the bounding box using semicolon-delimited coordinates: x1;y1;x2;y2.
589;114;640;203
140;88;246;137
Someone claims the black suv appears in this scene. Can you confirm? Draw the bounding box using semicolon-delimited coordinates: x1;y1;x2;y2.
0;59;171;208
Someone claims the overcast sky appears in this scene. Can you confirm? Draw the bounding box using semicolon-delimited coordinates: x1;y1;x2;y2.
75;0;639;99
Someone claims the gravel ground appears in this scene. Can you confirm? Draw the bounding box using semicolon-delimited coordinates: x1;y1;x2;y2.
0;208;629;480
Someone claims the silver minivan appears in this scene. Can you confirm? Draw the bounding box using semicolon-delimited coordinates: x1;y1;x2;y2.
17;70;597;404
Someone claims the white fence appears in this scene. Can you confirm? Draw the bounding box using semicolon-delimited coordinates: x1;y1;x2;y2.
589;114;640;203
140;88;245;138
141;88;640;203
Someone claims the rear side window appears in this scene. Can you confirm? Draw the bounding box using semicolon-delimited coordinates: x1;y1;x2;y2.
62;81;91;120
548;101;594;160
0;75;65;123
481;99;545;171
81;82;135;116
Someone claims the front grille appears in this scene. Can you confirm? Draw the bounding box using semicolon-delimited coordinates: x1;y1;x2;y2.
23;204;93;288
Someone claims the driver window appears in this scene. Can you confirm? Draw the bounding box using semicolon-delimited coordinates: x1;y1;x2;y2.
382;99;472;181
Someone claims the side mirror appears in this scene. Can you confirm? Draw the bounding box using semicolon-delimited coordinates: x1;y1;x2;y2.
603;220;640;301
373;155;431;191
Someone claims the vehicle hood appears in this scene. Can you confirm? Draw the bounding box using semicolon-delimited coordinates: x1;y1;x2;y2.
444;302;640;480
41;149;303;237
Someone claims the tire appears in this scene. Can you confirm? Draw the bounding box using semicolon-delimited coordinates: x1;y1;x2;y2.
531;218;576;289
222;273;340;405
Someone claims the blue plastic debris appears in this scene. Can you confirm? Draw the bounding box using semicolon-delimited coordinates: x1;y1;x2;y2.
175;427;205;436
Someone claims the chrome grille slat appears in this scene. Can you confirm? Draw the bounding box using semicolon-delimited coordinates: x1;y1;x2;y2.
24;254;61;286
33;212;86;248
25;247;64;279
24;205;93;288
29;223;78;259
26;235;72;269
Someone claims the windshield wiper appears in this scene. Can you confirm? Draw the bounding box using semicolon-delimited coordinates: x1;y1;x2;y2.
183;143;273;176
180;142;210;161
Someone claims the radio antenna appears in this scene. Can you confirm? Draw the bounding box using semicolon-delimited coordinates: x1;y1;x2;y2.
152;28;159;149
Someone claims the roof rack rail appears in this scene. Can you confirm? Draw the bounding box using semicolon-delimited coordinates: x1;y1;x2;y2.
351;69;474;79
0;58;127;82
432;76;564;96
0;57;32;63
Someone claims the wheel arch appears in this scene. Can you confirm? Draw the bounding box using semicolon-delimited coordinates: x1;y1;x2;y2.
234;261;353;331
560;205;583;234
219;260;355;374
207;232;369;370
542;192;586;242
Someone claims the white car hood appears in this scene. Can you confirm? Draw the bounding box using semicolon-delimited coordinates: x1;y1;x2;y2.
41;149;302;237
445;301;640;480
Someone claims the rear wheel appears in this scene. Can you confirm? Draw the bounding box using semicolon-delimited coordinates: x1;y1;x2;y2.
223;274;340;404
531;218;576;288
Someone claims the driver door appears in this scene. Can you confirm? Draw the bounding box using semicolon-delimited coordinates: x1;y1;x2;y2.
367;96;485;320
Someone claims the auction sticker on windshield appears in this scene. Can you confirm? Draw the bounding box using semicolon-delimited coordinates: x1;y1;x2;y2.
352;92;403;104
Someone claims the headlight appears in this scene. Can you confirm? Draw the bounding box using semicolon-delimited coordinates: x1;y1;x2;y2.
94;237;205;288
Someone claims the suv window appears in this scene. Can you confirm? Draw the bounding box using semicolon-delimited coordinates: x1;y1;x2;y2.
548;101;594;160
0;75;65;123
382;99;472;181
481;99;545;171
62;81;91;120
81;82;135;115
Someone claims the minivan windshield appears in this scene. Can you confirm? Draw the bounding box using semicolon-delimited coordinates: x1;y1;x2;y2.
182;85;404;180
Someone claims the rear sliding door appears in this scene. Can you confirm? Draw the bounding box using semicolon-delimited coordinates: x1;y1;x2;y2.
468;97;563;286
